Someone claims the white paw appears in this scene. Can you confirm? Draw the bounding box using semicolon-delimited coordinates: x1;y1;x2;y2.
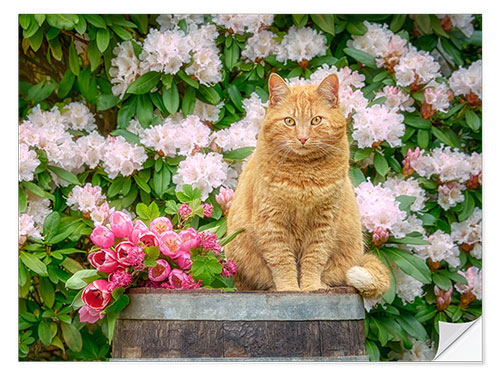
346;266;375;289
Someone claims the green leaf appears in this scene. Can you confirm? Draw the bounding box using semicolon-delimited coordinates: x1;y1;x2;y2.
162;83;180;114
292;14;308;28
440;37;464;67
439;270;467;284
104;312;118;342
29;28;44;52
458;191;475;222
219;228;245;247
43;211;61;243
58;70;76;100
19;259;28;287
182;86;196;116
430;15;449;38
431;126;455;147
84;14;107;28
396;195;416;211
97;94;120;111
48;37;63;61
96;28;111;52
21;181;55;201
349;167;366;187
387;235;430;246
110;129;140;145
228;84;244;112
224;42;240;71
353;148;372;162
61;322;82;352
19;187;27;214
46;14;79;30
136;94;154;127
127;71;162;95
111;25;132;41
19;14;33;29
130;14;149;34
415;14;431;34
397;313;428;341
177;70;199;89
433;273;452;291
365;340;380;362
198;85;221;106
404;115;432;129
390;14;406;33
373;153;389;177
310;14;335;36
381;247;432;284
68;41;80;76
343;47;377;69
191;254;223;285
152;164;171;198
65;269;99;290
417;129;430;149
47;165;81;185
38;321;53;347
105;294;130;314
346;21;368;36
39;277;56;308
465;109;481;131
134;174;151;194
20;252;48;277
222;147;255;162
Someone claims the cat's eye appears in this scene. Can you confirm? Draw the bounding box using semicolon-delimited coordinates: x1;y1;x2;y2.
284;117;296;126
311;116;322;125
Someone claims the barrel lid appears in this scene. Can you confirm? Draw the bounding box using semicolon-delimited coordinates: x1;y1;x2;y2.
119;287;365;321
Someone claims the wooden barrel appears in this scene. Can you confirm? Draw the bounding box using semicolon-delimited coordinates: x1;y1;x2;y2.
112;286;368;361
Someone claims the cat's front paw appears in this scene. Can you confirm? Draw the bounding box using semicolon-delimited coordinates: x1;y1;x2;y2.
346;266;376;294
300;281;329;292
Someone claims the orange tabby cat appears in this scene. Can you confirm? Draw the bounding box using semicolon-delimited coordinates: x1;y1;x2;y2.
225;73;391;298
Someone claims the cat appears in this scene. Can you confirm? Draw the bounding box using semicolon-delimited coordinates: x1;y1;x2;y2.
224;73;391;298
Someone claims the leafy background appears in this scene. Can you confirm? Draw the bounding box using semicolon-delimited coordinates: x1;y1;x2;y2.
17;13;482;361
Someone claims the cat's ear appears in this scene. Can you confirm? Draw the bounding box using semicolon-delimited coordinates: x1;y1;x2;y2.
268;73;291;106
317;74;339;107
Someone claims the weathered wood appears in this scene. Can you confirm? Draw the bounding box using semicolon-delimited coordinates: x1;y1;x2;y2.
112;287;368;361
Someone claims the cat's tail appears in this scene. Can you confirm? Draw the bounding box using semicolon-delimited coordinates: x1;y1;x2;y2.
345;253;391;299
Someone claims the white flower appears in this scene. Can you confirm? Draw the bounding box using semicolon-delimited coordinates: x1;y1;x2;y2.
176;115;212;156
19;143;40;182
375;86;415;112
193;99;223;123
76;131;107;169
156;14;206;32
172;152;229;200
400;338;436;361
90;201;115;227
185;46;222;85
449;60;482;100
109;41;143;99
211;14;274;34
383;177;427;212
242;30;279;61
393;263;424;304
352;104;405;148
451;207;482;246
437;14;475;38
140;119;179;158
19;214;43;244
25;192;51;227
62;102;97;132
455;266;482;299
423;81;451;112
437;181;465;210
394;48;441;87
19;121;40;147
66;183;106;213
102;136;148;179
412;230;460;267
276;26;328;63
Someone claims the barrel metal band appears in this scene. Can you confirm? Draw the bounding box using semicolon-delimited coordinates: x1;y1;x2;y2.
119;292;365;321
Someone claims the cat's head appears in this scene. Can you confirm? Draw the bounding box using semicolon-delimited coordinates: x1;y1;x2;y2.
260;73;346;156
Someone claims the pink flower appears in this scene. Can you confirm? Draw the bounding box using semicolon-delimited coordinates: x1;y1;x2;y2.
81;279;112;312
109;211;134;238
90;225;115;248
221;260;237;277
150;217;173;236
372;227;389;247
179;228;201;252
168;269;201;289
159;231;182;257
455;266;482;299
216;187;234;213
129;219;149;245
202;203;213;218
434;285;453;311
175;251;193;270
138;231;161;248
178;203;192;219
116;241;143;266
88;248;119;273
78;305;104;324
148;259;172;282
108;268;133;290
200;231;222;254
402;147;421;176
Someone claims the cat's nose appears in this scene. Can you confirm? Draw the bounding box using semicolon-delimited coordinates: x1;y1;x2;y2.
297;136;309;145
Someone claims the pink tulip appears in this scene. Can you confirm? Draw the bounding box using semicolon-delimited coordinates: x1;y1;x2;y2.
179;228;201;252
148;259;172;282
128;220;149;245
139;231;161;248
150;217;173;236
159;231;182;258
168;269;190;289
81;280;112;312
115;241;139;266
109;211;133;238
90;225;115;248
88;248;119;273
175;251;193;270
78;305;104;324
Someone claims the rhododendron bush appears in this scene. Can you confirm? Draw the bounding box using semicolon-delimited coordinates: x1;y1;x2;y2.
18;14;481;361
